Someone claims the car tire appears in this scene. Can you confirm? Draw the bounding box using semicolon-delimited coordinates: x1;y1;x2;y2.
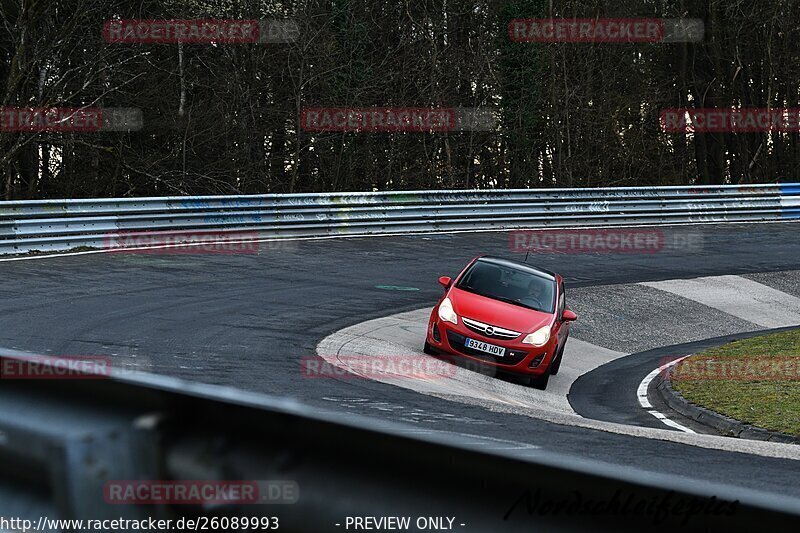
530;372;550;390
423;341;437;355
550;344;564;375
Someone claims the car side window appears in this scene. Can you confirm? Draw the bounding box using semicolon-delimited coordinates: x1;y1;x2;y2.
558;282;566;319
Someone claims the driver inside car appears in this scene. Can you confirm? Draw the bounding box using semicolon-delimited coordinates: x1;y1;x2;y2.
519;279;546;309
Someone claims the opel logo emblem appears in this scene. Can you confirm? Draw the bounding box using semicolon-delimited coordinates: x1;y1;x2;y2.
485;326;495;335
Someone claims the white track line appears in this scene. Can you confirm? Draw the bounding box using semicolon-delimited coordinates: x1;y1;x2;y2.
637;356;695;433
0;237;294;262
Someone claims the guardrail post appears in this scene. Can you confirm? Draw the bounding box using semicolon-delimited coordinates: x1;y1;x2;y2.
0;385;161;519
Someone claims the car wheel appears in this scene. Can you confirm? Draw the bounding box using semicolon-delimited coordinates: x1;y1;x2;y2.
550;344;564;375
423;341;437;355
530;372;550;390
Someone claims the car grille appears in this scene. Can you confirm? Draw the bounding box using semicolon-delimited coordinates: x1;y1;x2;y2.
446;331;528;366
462;317;521;340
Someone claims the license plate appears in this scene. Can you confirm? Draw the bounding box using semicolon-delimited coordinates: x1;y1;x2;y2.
465;338;506;357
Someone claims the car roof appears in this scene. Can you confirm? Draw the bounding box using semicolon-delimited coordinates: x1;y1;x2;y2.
475;256;557;281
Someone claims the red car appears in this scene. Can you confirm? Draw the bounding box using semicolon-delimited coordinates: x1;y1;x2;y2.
424;255;577;390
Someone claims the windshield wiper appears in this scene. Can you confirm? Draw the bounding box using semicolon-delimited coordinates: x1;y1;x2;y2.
491;294;535;309
458;286;546;312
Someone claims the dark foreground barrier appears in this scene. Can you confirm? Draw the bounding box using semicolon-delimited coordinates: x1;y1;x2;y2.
1;348;798;532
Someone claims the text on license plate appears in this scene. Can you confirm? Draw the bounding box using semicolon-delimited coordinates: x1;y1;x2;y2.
465;338;505;357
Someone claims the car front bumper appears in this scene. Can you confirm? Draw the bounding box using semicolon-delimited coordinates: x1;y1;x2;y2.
425;313;555;377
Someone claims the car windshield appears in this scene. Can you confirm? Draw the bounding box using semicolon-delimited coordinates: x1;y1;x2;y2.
456;260;555;313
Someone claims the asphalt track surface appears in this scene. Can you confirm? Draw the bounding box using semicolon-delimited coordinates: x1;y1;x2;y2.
2;222;800;499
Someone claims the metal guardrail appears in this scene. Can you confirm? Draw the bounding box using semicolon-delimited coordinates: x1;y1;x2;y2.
1;183;799;255
1;348;800;532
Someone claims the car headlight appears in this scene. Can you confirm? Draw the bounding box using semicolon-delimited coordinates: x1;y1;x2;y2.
522;326;550;347
438;297;458;325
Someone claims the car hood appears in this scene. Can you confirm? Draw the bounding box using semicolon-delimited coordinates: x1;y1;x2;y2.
448;287;553;333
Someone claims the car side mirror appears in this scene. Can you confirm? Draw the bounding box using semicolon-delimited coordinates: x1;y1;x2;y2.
562;309;577;322
438;276;452;289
